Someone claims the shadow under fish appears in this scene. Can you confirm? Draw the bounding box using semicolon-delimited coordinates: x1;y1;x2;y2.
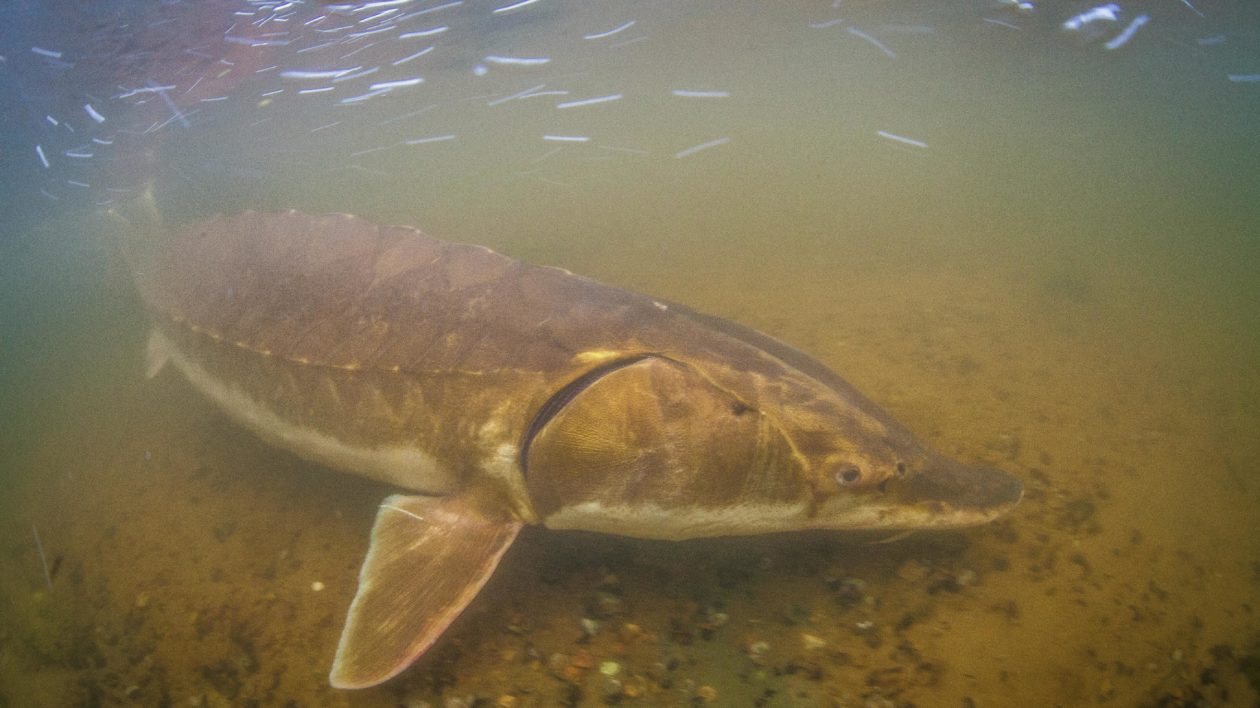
115;200;1022;689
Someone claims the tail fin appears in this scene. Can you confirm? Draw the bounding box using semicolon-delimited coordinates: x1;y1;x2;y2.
103;184;164;276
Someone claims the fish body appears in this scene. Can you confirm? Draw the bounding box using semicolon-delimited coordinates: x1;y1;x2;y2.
132;209;1021;688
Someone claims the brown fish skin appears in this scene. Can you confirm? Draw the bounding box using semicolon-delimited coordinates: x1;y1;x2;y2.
131;209;1021;688
136;210;1020;533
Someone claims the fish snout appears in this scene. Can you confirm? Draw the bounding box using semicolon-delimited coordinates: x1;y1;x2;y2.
887;456;1024;523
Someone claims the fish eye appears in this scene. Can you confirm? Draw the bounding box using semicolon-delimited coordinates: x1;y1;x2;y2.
834;466;862;486
895;461;907;477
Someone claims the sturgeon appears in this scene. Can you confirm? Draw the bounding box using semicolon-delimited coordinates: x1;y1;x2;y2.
127;208;1022;689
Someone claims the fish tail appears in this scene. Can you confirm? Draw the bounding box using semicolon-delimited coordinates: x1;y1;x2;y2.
102;183;164;283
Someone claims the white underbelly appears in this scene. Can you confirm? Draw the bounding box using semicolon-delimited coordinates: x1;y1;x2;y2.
543;499;809;541
149;328;458;493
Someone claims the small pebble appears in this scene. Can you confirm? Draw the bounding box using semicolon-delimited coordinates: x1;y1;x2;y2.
864;693;895;708
581;617;601;637
703;609;729;628
601;677;623;701
618;623;644;642
833;578;867;607
801;633;827;651
896;560;928;583
311;581;325;592
599;661;621;677
695;685;719;703
747;640;771;664
592;591;626;618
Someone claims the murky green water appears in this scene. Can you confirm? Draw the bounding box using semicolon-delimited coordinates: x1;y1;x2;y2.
2;1;1259;706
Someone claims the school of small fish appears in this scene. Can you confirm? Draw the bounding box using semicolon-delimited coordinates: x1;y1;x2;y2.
0;0;1247;206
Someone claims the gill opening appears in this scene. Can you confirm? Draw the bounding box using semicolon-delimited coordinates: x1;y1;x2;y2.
518;353;661;476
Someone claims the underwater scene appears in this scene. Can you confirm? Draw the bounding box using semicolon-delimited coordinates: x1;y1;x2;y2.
2;1;1259;705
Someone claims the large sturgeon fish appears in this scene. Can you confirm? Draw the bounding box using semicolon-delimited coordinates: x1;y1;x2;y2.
127;208;1022;689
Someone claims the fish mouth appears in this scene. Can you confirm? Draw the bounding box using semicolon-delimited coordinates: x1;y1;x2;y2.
815;457;1023;531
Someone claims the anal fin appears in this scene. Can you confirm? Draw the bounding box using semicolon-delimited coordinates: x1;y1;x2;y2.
329;493;522;689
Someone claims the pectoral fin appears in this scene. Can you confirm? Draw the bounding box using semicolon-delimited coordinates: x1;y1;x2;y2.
329;493;522;689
